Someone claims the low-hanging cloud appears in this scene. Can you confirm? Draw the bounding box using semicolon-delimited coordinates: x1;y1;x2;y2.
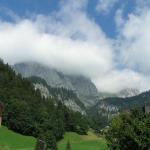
1;0;150;93
94;69;150;93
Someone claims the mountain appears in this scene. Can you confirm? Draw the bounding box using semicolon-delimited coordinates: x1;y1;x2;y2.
98;92;117;100
0;59;89;149
98;88;140;100
27;76;86;114
13;62;98;107
117;88;140;98
66;75;98;106
89;90;150;122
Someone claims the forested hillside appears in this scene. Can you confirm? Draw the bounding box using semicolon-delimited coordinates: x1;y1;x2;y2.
91;91;150;115
27;76;86;113
88;91;150;132
0;59;88;149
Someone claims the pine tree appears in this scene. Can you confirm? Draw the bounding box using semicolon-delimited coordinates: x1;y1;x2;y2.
65;141;72;150
34;138;47;150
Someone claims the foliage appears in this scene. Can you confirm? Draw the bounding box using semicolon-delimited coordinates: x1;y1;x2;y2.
34;138;44;150
88;89;150;133
0;127;108;150
88;114;109;133
95;92;150;112
106;109;150;150
0;60;88;149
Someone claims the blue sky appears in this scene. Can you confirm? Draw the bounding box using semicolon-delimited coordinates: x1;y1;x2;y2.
0;0;150;92
0;0;136;38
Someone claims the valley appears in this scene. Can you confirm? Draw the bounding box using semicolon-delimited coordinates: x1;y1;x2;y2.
0;60;150;150
0;0;150;149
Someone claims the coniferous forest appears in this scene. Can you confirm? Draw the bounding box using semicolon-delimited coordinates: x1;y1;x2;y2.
0;59;88;149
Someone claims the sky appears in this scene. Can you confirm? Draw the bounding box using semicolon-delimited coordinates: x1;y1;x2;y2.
0;0;150;93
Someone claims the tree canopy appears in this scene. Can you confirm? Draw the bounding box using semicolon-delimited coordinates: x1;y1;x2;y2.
106;109;150;150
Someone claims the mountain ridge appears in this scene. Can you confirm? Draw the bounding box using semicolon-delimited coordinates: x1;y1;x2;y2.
13;62;98;107
27;76;86;114
89;90;150;123
98;88;140;100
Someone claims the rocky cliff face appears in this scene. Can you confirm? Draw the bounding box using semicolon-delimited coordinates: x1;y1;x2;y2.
34;83;50;98
13;62;73;89
13;62;98;107
88;100;120;121
66;75;98;106
29;77;86;114
62;99;86;115
97;102;119;119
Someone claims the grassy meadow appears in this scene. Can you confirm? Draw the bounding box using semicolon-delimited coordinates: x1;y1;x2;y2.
58;131;108;150
0;126;108;150
0;126;36;150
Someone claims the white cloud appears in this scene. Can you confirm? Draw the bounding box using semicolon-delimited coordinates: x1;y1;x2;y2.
107;0;150;91
94;69;150;93
115;8;125;28
119;10;150;75
0;0;114;79
96;0;118;14
1;0;150;93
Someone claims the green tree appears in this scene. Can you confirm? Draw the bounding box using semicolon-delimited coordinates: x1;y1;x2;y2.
45;130;57;150
65;141;72;150
34;138;47;150
106;109;150;150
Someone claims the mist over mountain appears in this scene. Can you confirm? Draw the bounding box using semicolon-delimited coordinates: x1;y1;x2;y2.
1;0;150;94
99;88;140;99
13;62;98;106
117;88;140;98
88;90;150;129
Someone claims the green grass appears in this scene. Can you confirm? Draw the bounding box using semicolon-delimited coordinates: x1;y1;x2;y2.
0;126;108;150
0;126;36;150
58;131;108;150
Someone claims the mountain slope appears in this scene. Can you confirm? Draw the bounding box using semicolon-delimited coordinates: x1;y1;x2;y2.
89;90;150;121
0;60;89;149
98;88;140;100
117;88;140;98
27;76;86;114
66;75;98;106
13;62;98;106
13;62;73;89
